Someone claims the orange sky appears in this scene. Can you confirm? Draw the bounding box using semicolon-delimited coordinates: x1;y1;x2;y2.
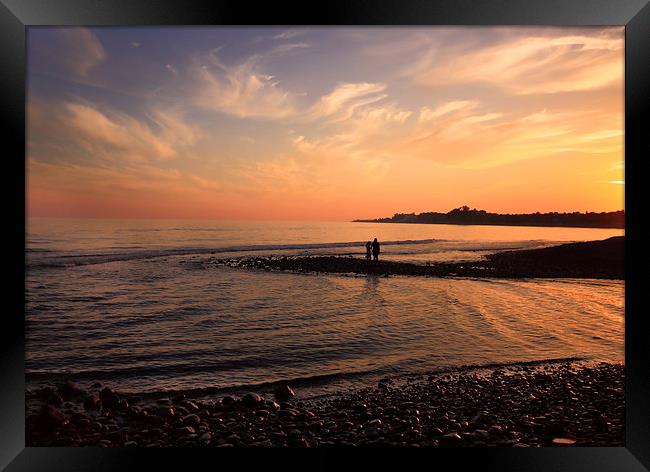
27;27;624;220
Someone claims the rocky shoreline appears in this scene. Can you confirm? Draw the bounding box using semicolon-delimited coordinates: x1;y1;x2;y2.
26;361;624;447
209;237;624;279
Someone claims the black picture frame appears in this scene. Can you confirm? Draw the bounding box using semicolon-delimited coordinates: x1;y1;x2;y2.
1;0;648;470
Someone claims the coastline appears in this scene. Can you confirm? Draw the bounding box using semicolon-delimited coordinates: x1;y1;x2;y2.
26;360;623;447
213;237;624;279
352;208;624;229
353;220;624;229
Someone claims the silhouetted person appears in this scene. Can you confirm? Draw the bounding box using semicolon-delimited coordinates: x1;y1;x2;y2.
365;241;372;260
371;238;380;261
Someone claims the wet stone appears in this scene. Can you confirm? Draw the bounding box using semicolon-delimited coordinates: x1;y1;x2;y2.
180;426;196;435
488;425;504;435
256;410;270;418
442;433;462;442
552;438;577;445
158;407;175;418
183;414;200;426
84;394;101;410
172;394;186;404
58;380;86;400
274;385;296;402
99;388;120;410
35;405;69;432
242;393;263;409
46;393;64;407
220;396;237;409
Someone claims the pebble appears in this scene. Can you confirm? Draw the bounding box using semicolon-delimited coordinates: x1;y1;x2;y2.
242;392;263;409
158;407;175;418
274;385;296;402
35;405;69;432
488;425;504;435
172;394;186;403
183;414;201;426
266;401;281;411
58;380;85;400
84;394;101;410
473;429;489;439
99;388;120;410
552;437;577;445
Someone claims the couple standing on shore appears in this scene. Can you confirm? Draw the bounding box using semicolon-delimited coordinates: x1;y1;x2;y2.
365;238;381;261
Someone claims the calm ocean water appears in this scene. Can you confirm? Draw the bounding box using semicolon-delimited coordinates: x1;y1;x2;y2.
26;218;624;397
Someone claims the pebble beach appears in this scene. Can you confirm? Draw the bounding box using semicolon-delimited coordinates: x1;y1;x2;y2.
26;361;624;447
212;236;624;280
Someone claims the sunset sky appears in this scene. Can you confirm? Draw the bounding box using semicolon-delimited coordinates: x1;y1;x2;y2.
27;27;624;220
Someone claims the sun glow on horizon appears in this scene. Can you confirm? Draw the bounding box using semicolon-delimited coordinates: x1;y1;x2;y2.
27;27;624;220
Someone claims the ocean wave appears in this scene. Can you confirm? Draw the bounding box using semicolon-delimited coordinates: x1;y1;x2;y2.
27;239;441;269
25;356;588;397
26;238;563;270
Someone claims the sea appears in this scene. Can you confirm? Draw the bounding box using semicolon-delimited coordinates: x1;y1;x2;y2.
26;218;625;398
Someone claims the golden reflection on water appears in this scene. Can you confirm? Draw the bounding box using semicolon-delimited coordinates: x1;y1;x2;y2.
26;219;624;393
26;256;624;393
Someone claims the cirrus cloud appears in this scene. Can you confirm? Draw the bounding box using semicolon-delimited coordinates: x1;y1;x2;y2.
410;29;624;95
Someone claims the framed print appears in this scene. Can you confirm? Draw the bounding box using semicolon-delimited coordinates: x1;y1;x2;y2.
1;0;649;470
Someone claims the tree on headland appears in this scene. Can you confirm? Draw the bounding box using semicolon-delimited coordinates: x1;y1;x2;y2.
353;207;624;229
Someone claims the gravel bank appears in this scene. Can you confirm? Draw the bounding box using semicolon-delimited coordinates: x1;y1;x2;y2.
26;361;624;447
208;237;623;280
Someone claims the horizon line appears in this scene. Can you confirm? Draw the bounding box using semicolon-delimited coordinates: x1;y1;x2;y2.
27;208;626;222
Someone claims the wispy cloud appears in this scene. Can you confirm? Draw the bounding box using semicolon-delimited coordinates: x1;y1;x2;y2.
191;50;301;119
307;82;388;122
65;102;173;161
192;48;391;124
404;102;623;169
273;30;306;40
57;101;200;163
271;42;310;55
409;29;624;94
418;101;478;122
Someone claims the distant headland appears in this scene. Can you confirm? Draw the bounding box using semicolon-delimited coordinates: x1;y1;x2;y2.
353;206;624;229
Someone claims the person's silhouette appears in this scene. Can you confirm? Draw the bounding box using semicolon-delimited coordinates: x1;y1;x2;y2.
365;241;372;260
371;238;380;261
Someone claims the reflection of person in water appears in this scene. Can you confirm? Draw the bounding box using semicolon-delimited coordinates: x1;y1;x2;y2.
365;241;372;260
371;238;380;261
